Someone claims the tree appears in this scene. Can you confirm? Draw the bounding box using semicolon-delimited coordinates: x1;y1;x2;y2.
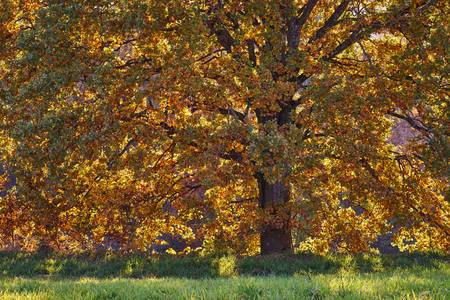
0;0;448;254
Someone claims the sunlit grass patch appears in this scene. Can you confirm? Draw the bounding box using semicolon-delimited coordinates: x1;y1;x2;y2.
1;267;449;299
0;252;448;299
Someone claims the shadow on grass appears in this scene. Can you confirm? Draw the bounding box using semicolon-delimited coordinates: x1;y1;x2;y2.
0;251;448;279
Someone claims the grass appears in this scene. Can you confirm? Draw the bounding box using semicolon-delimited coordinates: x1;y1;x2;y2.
0;252;448;299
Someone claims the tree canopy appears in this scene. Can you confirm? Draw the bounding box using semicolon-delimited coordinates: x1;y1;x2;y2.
0;0;448;255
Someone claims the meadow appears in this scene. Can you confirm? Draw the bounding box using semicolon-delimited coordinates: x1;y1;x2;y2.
0;252;448;299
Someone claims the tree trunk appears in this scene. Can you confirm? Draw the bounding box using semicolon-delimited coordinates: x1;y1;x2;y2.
257;173;292;255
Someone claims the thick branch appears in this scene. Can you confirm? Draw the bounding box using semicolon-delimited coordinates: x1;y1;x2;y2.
309;0;351;43
326;20;383;60
286;0;319;52
206;15;236;53
297;0;320;36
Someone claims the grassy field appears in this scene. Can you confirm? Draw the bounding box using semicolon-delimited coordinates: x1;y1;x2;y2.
0;252;448;299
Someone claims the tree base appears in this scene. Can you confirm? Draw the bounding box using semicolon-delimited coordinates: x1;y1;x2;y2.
260;227;292;255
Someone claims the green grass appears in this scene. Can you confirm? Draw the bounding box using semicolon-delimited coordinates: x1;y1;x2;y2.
0;252;448;299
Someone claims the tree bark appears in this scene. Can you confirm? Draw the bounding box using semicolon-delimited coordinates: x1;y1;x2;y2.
257;173;292;255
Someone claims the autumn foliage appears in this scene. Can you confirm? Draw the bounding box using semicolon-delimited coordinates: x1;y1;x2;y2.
0;0;448;255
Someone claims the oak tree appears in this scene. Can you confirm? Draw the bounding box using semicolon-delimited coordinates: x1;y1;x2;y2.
0;0;448;254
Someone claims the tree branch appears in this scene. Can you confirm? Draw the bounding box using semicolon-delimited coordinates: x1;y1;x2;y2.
359;156;450;238
206;14;236;53
324;0;438;60
387;111;432;134
218;107;246;122
325;20;383;60
297;0;320;35
246;39;257;66
287;0;319;51
309;0;352;43
218;149;243;162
